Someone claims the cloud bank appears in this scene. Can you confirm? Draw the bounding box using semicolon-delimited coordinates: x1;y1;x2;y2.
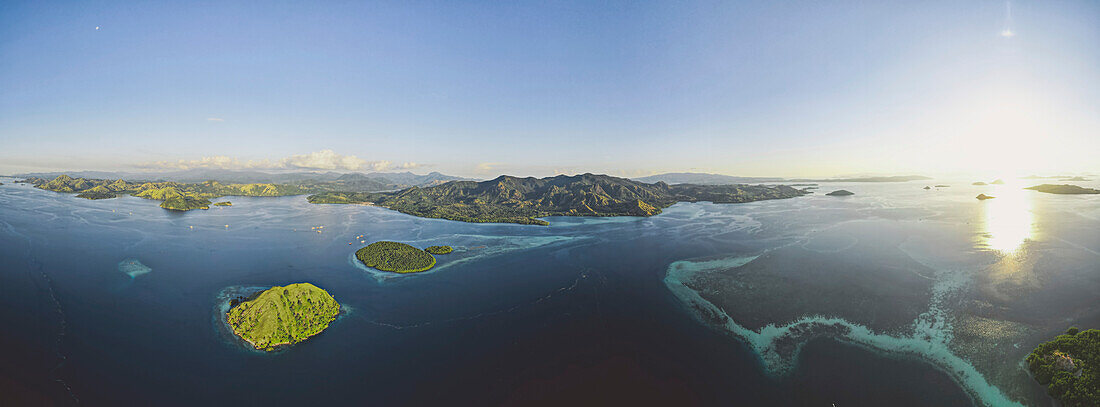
136;150;419;172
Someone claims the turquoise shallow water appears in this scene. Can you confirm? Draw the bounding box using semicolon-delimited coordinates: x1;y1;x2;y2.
0;178;1096;406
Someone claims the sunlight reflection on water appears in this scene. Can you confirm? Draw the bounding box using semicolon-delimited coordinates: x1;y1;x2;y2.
979;180;1035;254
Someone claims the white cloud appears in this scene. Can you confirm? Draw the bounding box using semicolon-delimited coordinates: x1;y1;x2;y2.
474;162;503;174
135;150;420;172
206;117;225;122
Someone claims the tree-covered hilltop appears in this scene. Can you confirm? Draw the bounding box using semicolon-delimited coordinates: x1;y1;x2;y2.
309;173;809;225
160;195;211;211
355;241;437;273
1026;328;1099;406
225;283;341;351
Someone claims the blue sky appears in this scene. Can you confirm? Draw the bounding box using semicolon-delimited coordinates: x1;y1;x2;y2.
2;0;1098;178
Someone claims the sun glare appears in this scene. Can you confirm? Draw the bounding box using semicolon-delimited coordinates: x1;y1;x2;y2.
978;179;1035;254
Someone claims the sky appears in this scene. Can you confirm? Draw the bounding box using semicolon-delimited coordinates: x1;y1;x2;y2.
1;0;1098;179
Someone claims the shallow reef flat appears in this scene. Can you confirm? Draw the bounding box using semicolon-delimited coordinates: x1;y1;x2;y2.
117;258;152;278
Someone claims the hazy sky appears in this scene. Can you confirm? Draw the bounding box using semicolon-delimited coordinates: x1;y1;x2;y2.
2;0;1098;178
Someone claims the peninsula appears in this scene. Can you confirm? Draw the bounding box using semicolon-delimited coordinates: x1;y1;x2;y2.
30;175;319;211
1025;184;1100;195
225;283;341;351
309;173;808;225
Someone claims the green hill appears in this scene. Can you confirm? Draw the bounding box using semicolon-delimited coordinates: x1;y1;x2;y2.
160;195;211;211
309;173;808;225
225;283;341;351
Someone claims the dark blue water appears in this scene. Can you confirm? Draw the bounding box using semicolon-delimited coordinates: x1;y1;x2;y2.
5;179;1086;406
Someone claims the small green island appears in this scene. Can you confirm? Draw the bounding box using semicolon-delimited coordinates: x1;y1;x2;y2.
225;283;341;351
826;190;854;196
976;194;995;200
356;241;438;273
425;245;453;255
1025;184;1100;195
213;201;233;206
1026;328;1099;406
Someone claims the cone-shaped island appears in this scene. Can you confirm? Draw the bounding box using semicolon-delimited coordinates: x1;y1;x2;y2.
225;283;340;351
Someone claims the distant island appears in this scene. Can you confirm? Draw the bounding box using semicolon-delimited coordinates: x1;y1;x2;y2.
1023;175;1092;181
976;194;995;200
27;174;407;212
826;190;854;196
635;172;930;184
309;173;808;225
973;182;988;186
17;169;471;188
213;201;232;206
790;175;932;183
225;283;341;351
356;241;438;273
632;172;783;185
425;245;453;255
1025;328;1098;406
30;174;320;211
1025;184;1100;195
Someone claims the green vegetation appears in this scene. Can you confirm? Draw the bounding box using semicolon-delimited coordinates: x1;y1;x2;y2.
75;185;119;200
225;283;341;351
161;195;212;211
213;201;232;206
1025;184;1100;195
356;241;437;273
29;174;323;211
825;190;854;196
1026;328;1100;406
425;245;453;255
310;173;808;225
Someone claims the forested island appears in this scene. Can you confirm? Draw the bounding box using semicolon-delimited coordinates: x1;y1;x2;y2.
1026;328;1099;406
225;283;341;351
1025;184;1100;195
425;245;453;255
309;173;808;225
356;241;439;273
